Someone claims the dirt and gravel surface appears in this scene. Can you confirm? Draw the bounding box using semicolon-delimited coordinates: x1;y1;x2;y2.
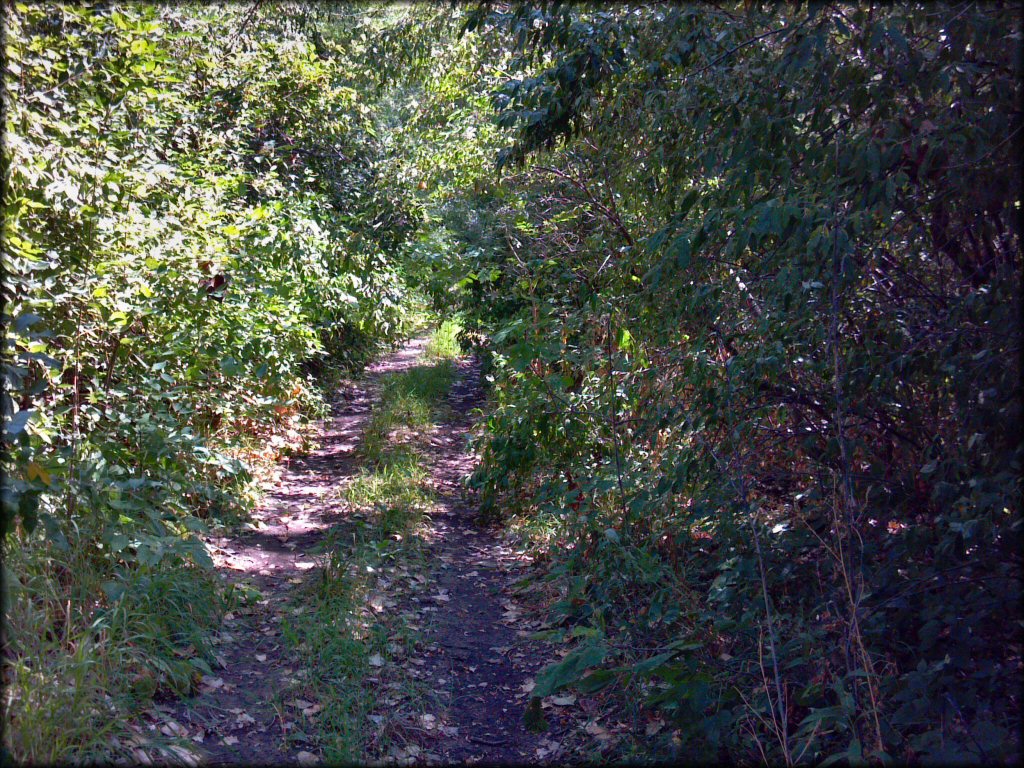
156;337;561;766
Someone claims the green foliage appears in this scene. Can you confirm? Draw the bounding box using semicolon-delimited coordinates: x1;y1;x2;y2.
3;1;1020;763
432;1;1021;763
531;639;608;698
2;2;422;761
2;0;417;540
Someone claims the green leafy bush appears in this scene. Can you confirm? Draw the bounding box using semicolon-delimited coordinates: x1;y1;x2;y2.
447;2;1021;763
2;3;419;760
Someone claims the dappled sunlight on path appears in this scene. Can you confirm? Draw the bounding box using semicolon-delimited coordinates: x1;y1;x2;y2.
205;338;432;581
164;338;438;765
162;336;554;765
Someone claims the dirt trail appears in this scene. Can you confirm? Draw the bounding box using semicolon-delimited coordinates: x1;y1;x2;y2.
411;350;548;764
163;337;549;765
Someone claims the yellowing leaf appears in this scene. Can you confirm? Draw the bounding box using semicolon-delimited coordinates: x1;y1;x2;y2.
26;462;51;484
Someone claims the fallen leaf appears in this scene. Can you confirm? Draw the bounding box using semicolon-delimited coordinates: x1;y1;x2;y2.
645;719;664;736
159;720;187;737
368;653;384;667
296;750;319;765
221;735;239;746
255;654;267;663
167;745;199;767
551;694;576;706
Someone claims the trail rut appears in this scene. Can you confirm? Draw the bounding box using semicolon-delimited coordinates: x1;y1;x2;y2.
161;337;552;765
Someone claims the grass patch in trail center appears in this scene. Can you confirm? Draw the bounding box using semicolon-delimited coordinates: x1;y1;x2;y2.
425;318;463;361
278;354;458;761
276;530;427;762
361;361;458;465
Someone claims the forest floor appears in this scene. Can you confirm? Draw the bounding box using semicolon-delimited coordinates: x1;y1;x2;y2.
140;337;575;766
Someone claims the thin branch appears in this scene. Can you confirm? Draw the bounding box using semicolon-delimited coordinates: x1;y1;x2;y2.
531;165;636;248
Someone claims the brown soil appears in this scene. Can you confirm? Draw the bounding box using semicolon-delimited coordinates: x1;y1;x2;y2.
408;349;550;765
160;337;559;766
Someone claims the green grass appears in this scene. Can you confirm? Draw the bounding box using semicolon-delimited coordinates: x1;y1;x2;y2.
277;544;382;761
2;537;223;764
425;318;463;361
361;362;457;464
277;353;458;761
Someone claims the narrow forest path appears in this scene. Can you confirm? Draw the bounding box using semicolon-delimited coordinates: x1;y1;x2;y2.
156;337;556;766
408;347;550;765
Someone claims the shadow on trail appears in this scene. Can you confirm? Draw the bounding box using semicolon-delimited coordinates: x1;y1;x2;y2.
167;337;553;766
164;339;435;766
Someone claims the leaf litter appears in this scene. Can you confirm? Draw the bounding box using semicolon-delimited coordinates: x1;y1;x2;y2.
138;339;602;765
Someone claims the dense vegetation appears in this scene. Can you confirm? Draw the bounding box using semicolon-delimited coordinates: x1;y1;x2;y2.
2;3;420;759
3;1;1020;764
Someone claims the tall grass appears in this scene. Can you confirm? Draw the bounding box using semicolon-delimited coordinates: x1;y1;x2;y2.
2;536;223;763
425;318;463;361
